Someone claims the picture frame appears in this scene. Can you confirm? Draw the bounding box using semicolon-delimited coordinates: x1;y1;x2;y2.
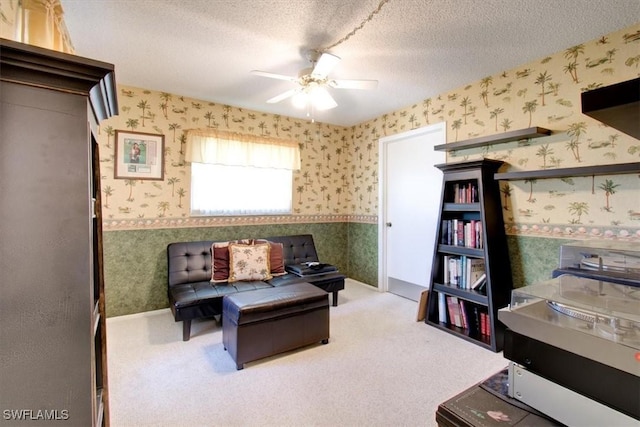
114;130;165;180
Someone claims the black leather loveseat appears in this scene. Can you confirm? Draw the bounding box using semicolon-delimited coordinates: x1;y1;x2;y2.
167;234;345;341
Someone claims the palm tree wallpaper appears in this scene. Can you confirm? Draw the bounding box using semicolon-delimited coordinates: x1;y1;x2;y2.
96;23;639;316
100;92;356;227
99;23;639;240
349;23;640;240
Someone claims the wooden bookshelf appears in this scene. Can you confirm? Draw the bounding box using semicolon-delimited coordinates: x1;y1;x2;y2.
425;159;512;352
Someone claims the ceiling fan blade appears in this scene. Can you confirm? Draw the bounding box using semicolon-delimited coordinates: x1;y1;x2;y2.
251;70;298;82
311;52;340;79
266;88;299;104
329;79;378;90
310;87;338;110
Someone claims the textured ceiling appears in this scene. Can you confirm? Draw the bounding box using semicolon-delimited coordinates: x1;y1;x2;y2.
60;0;640;127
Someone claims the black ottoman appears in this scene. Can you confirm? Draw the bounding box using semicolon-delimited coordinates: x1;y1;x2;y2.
222;282;330;370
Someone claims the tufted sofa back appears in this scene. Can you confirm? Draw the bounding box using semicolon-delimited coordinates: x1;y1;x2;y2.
264;234;319;267
167;234;320;288
167;240;213;287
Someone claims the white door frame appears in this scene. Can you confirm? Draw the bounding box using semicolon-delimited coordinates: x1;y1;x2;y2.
377;122;446;292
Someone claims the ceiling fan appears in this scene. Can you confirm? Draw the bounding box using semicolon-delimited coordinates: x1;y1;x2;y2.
251;50;378;111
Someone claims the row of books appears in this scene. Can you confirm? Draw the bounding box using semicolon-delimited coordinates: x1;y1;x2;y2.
450;182;478;204
442;255;486;290
441;219;483;248
438;294;491;336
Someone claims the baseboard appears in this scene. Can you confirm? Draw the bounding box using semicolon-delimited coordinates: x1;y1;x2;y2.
345;277;378;290
107;307;171;323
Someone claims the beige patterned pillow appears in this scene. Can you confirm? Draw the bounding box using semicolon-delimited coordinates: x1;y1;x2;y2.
228;243;272;283
211;239;252;283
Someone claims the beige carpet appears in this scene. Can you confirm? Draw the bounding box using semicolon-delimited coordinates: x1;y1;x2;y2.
106;279;508;427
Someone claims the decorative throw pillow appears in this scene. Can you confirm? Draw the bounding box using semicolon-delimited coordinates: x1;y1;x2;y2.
268;242;286;276
211;243;230;282
211;239;252;283
254;240;286;276
227;243;272;283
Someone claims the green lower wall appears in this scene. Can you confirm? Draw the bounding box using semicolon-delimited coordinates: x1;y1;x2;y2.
347;222;378;287
345;225;570;289
103;221;573;317
103;222;349;317
507;235;572;288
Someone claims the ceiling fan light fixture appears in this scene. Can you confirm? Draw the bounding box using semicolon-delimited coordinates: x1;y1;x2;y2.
310;86;337;110
254;49;374;114
291;91;308;109
290;86;337;111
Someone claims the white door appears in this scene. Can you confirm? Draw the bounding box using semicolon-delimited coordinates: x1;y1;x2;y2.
378;122;446;301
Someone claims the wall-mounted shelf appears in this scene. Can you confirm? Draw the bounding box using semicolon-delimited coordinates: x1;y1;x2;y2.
434;127;552;152
582;78;639;140
494;162;640;181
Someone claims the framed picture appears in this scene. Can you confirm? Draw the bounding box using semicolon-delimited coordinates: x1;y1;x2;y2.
114;130;165;180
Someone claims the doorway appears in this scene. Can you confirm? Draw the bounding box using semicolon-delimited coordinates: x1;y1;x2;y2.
378;122;446;301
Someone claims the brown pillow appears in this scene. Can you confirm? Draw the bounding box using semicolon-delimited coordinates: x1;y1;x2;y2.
212;244;230;282
228;243;272;283
269;242;286;275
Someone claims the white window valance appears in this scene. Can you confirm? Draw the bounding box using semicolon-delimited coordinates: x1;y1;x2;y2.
185;129;301;170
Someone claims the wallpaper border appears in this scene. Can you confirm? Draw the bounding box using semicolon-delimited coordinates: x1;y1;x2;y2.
103;214;378;230
103;214;639;242
505;222;640;241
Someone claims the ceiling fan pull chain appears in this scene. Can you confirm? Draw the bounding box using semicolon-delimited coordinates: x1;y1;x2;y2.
321;0;392;52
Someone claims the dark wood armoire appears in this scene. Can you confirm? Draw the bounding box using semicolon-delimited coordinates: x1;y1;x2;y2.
0;38;117;426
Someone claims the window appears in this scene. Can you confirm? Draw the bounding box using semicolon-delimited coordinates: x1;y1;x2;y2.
191;162;293;216
185;130;300;216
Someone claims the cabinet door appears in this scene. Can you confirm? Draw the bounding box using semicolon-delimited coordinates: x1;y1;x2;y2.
0;82;95;425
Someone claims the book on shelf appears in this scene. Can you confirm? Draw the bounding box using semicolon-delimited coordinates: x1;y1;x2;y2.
446;296;463;328
443;255;449;284
438;293;447;323
459;299;469;329
446;303;483;335
441;220;452;245
443;256;485;290
468;260;485;290
471;272;487;290
472;307;481;335
448;257;458;286
451;182;478;203
440;219;483;248
479;312;491;337
463;220;483;249
456;220;464;246
475;280;487;292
